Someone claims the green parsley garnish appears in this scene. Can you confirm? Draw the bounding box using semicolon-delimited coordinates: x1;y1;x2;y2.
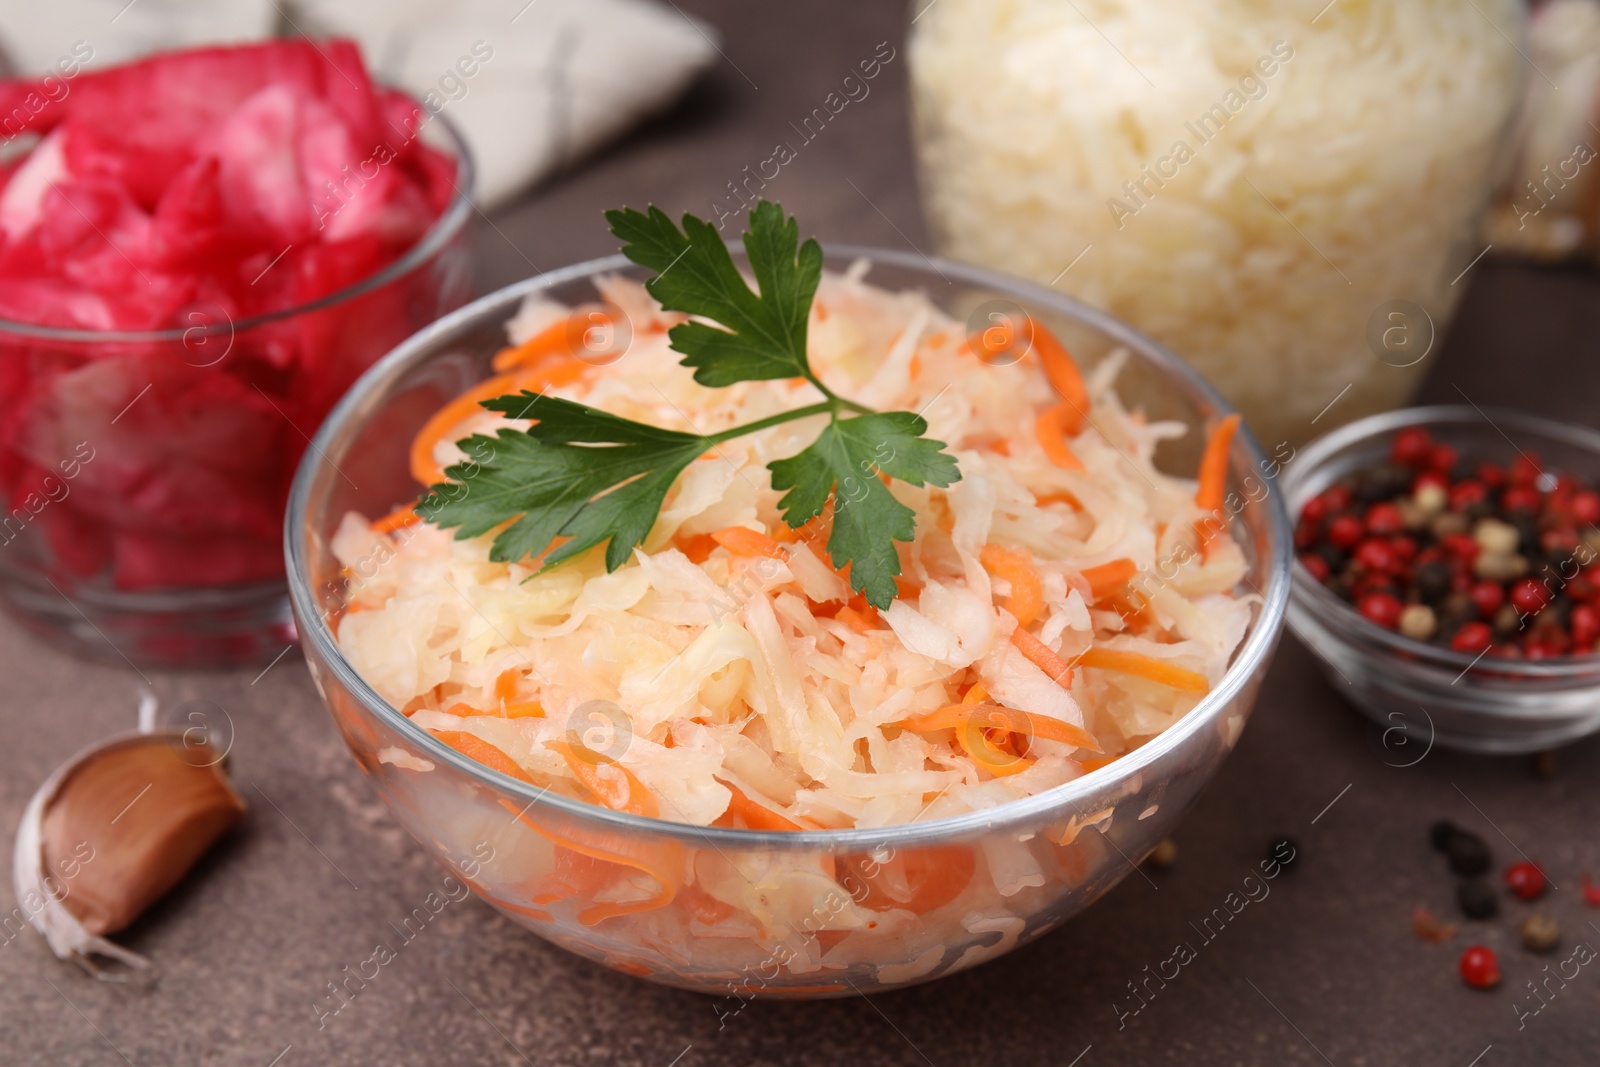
417;200;961;609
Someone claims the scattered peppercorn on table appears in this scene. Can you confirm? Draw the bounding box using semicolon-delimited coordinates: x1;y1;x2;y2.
2;2;1598;1064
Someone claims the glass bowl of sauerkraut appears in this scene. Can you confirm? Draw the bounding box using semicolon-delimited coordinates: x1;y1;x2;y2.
284;246;1291;996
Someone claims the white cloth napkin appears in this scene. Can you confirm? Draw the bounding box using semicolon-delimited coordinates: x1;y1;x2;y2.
0;0;717;209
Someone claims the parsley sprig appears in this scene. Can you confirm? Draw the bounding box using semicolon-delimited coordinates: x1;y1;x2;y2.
418;200;961;609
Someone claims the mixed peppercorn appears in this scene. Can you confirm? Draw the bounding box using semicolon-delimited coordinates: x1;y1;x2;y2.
1423;819;1598;990
1296;426;1600;658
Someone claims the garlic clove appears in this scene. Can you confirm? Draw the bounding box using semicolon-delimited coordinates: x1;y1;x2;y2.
40;735;245;937
13;713;245;977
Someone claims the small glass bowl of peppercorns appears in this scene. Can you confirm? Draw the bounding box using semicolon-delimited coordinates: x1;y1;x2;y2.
1283;406;1600;753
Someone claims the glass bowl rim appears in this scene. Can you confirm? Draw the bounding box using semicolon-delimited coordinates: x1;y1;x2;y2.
1284;403;1600;680
285;244;1293;850
0;110;477;344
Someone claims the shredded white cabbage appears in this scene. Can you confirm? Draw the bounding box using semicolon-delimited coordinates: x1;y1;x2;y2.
333;267;1253;834
909;0;1524;446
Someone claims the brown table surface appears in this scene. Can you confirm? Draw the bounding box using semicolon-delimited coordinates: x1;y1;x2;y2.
5;3;1598;1064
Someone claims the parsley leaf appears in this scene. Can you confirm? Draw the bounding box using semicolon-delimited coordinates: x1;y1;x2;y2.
420;201;963;607
769;412;961;609
418;392;708;572
605;201;823;388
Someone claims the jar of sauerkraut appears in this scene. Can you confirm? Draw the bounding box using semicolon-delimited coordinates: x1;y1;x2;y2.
909;0;1525;448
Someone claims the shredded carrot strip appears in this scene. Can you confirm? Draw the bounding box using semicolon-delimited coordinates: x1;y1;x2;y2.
894;574;923;600
432;730;536;784
497;799;680;926
770;513;824;544
834;606;875;633
1010;627;1075;689
711;526;788;559
1080;558;1139;602
901;702;1101;755
1077;648;1211;693
548;740;659;818
1035;490;1081;509
372;503;420;534
1195;413;1241;513
502;701;545;719
1107;590;1164;638
490;314;572;372
1035;402;1086;469
957;725;1035;777
440;703;482;718
676;533;718;563
1027;317;1089;425
980;544;1044;627
1079;755;1119;772
962;682;989;705
721;781;808;831
964;316;1019;364
494;669;520;703
407;371;527;487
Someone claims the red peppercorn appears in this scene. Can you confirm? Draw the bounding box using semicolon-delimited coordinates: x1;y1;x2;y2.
1503;485;1542;513
1468;581;1505;618
1428;443;1459;473
1352;573;1400;601
1390;426;1434;467
1505;862;1547;901
1441;533;1480;562
1450;622;1494;654
1328;513;1364;549
1295;518;1319;550
1357;591;1403;629
1320;485;1353;513
1571;490;1600;527
1476;461;1506;489
1570;571;1600;602
1583;873;1600;907
1509;454;1543;486
1355;538;1400;574
1301;494;1329;526
1413;470;1449;497
1448;480;1488;512
1299;554;1331;582
1365;501;1405;536
1540;527;1579;559
1510;578;1552;615
1524;641;1562;661
1459;946;1501;990
1572;604;1600;647
1391;536;1417;564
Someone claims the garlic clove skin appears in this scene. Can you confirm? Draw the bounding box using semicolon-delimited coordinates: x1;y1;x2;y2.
41;735;245;937
13;729;245;976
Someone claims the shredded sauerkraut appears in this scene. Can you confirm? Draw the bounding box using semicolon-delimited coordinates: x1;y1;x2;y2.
332;266;1253;838
909;0;1524;447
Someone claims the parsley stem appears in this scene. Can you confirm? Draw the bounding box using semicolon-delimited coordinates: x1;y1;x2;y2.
802;372;874;417
703;401;834;445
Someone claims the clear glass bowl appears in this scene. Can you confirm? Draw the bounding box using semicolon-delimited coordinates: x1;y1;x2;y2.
1283;406;1600;754
285;248;1291;996
0;117;476;669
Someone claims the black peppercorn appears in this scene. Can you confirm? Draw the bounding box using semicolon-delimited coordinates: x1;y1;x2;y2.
1458;878;1498;919
1413;560;1453;605
1356;464;1410;503
1429;820;1457;851
1446;830;1491;876
1316;542;1349;573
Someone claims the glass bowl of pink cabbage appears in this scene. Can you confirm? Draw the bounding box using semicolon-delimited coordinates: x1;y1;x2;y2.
286;248;1289;997
0;40;473;667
